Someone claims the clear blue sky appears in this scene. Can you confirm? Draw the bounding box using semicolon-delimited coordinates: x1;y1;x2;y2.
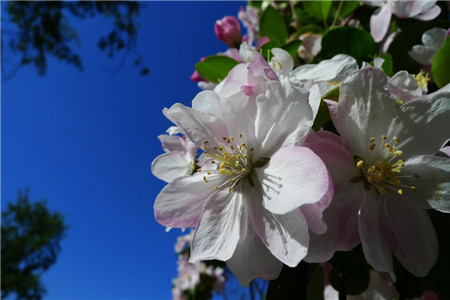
1;2;247;299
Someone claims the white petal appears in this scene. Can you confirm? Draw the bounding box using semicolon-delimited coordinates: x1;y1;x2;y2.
402;155;450;212
337;67;397;157
227;204;283;286
158;134;187;153
308;84;321;120
256;146;332;214
359;192;396;279
151;152;191;182
189;188;244;262
421;27;446;49
164;103;229;146
387;71;421;101
248;186;309;267
384;197;439;277
414;4;441;21
391;92;450;158
370;4;392;42
290;54;358;82
408;45;436;65
154;173;223;228
255;82;312;157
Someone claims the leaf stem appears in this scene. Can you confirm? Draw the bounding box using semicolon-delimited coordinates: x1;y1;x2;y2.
332;0;344;27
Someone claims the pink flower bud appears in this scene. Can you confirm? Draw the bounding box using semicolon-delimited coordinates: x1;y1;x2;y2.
214;16;241;48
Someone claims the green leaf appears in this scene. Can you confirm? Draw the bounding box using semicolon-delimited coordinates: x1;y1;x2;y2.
312;86;339;131
377;53;393;76
330;1;359;20
260;5;288;45
321;27;375;65
294;3;322;25
295;24;324;38
303;1;332;21
195;55;239;84
431;37;450;88
282;40;302;59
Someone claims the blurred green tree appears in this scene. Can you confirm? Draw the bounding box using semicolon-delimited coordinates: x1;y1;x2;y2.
1;1;149;80
1;189;68;300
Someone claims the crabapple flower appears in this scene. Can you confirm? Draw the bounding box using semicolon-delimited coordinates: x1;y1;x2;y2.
152;127;198;183
298;32;322;64
238;5;260;45
369;0;441;42
409;27;448;66
154;80;333;285
215;16;242;48
305;67;450;279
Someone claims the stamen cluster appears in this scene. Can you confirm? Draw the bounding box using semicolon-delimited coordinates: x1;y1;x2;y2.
356;135;417;196
199;134;253;192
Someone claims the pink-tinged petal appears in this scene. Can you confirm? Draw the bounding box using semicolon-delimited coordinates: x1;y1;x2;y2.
384;197;439;277
324;99;339;129
214;63;249;100
387;71;422;102
303;130;358;190
300;171;334;235
414;4;441;21
227;204;283;286
164;103;229;147
190;188;244;262
154;173;224;228
402;155;450;212
255;82;312;156
391;92;450;158
248;187;309;267
249;52;278;82
158;134;187;153
256;146;332;214
305;184;362;263
337;67;397;157
435;146;450;158
370;3;392;42
151;152;191;182
359;192;396;279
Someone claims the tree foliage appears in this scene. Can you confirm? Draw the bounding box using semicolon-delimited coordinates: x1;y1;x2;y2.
1;189;68;300
1;1;149;80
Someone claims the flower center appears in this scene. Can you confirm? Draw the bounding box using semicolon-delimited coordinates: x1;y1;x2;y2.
355;135;418;196
199;134;254;192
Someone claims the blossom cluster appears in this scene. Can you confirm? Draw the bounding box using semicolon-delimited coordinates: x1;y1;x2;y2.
171;231;226;300
153;1;450;299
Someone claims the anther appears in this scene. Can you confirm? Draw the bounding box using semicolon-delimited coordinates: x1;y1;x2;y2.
394;151;403;157
370;144;376;150
197;169;202;172
207;171;211;175
357;160;365;168
397;189;403;195
384;143;390;148
368;165;376;173
203;176;208;183
370;137;376;142
214;186;218;190
382;135;387;140
393;137;400;144
411;186;416;192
